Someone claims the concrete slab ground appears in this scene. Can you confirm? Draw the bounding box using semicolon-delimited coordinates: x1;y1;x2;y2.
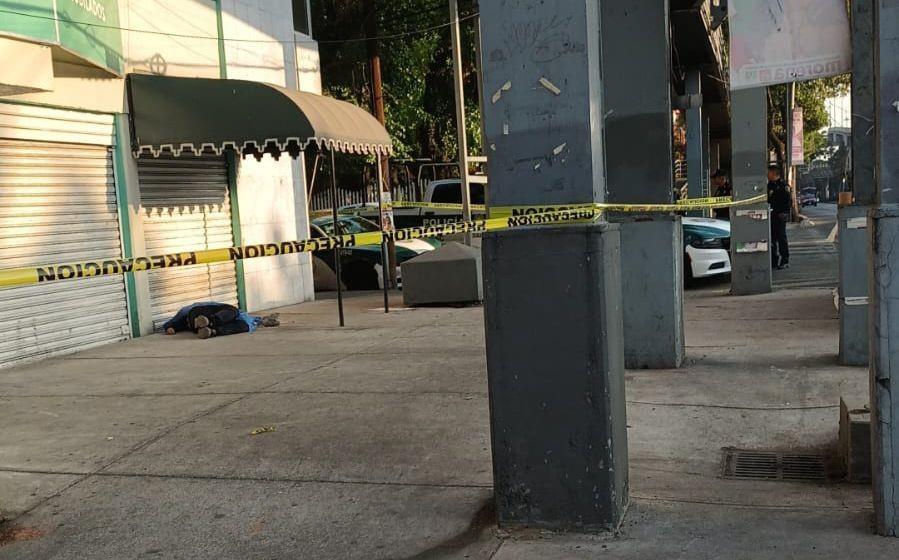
1;215;898;558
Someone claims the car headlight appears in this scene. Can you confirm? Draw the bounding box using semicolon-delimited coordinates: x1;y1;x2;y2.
690;238;725;249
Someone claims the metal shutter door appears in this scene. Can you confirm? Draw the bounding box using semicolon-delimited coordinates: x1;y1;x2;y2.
138;156;238;331
0;140;130;367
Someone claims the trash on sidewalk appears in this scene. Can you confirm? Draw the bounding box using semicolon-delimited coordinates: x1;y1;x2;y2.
250;426;277;436
261;314;281;328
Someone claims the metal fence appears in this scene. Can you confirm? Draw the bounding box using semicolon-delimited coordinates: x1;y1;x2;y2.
308;180;422;212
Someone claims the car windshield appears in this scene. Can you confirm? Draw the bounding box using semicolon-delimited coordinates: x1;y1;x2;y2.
338;217;380;234
312;217;381;237
685;224;729;239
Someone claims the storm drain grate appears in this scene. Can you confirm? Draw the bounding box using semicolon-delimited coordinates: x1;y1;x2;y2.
721;449;829;482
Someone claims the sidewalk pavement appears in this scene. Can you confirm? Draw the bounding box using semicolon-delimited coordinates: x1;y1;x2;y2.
0;281;897;558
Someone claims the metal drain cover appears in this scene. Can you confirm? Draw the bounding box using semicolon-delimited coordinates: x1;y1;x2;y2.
721;449;829;482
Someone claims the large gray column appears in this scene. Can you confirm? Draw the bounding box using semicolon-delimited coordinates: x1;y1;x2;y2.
839;0;875;366
480;0;628;531
686;69;705;203
601;0;684;369
870;0;899;537
730;87;772;295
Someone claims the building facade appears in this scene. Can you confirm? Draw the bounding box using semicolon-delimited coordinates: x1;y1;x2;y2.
0;0;322;366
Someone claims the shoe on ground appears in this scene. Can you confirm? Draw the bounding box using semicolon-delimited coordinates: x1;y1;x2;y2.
194;315;210;329
197;327;214;340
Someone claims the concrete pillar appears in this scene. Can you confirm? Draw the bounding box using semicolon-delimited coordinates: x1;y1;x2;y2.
870;0;899;537
601;0;684;369
730;87;772;295
686;68;705;203
480;0;628;531
839;0;875;366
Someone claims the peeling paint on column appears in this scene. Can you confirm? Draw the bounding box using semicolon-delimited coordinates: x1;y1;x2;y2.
538;77;562;95
492;80;512;104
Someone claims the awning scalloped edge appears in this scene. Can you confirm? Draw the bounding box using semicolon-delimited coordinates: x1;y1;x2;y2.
134;136;393;158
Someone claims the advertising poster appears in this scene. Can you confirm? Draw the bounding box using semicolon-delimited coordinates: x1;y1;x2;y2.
729;0;851;90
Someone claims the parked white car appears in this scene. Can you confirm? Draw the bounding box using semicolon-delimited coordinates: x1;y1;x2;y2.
683;217;731;280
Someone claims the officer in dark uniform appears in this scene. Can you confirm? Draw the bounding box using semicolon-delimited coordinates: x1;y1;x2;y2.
767;166;792;269
711;169;732;220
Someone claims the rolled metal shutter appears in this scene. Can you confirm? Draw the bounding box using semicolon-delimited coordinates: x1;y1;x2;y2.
0;138;130;367
138;156;238;331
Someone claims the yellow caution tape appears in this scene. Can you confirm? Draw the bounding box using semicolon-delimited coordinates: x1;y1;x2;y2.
0;195;766;289
313;196;750;220
311;202;488;218
0;207;599;288
490;194;766;218
676;196;733;206
390;201;488;212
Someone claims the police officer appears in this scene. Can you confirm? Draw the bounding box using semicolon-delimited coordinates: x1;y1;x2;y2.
711;169;732;220
767;166;791;269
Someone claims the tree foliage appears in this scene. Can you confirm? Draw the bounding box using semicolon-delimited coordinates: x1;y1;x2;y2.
311;0;481;162
768;75;851;169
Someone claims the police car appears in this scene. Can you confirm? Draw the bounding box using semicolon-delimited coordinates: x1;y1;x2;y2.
683;217;732;280
310;215;439;290
344;179;488;229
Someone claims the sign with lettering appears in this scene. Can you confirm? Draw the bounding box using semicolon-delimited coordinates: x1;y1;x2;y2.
0;0;123;75
728;0;850;90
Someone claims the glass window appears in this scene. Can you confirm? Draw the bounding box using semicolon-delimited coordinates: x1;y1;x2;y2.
293;0;310;35
429;182;486;205
338;217;380;235
431;183;462;204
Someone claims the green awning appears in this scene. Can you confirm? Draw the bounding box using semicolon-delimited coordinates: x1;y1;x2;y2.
126;74;392;158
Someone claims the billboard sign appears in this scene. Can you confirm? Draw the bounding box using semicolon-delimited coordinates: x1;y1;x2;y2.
729;0;851;90
0;0;123;76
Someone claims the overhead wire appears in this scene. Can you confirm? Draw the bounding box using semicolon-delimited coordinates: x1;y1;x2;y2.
0;7;479;45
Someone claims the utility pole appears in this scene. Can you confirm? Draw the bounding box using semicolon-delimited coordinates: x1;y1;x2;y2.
785;82;800;220
365;0;397;286
449;0;472;243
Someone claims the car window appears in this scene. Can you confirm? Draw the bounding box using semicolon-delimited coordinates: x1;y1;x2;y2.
431;183;461;204
312;223;333;237
430;182;486;205
338;218;380;235
684;225;728;239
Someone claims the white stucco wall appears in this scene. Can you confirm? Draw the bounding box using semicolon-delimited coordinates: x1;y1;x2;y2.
220;0;316;311
119;0;220;78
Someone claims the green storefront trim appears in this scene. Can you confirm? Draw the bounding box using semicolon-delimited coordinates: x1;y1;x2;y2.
215;0;228;81
226;152;247;312
215;0;248;311
0;0;124;75
112;114;142;339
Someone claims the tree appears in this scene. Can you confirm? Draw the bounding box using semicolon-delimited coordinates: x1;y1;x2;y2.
311;0;481;162
767;75;851;171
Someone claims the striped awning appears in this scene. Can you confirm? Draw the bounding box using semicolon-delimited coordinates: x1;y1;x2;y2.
127;74;392;158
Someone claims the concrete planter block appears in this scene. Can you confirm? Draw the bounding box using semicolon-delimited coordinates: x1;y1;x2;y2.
401;242;482;306
839;396;872;483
